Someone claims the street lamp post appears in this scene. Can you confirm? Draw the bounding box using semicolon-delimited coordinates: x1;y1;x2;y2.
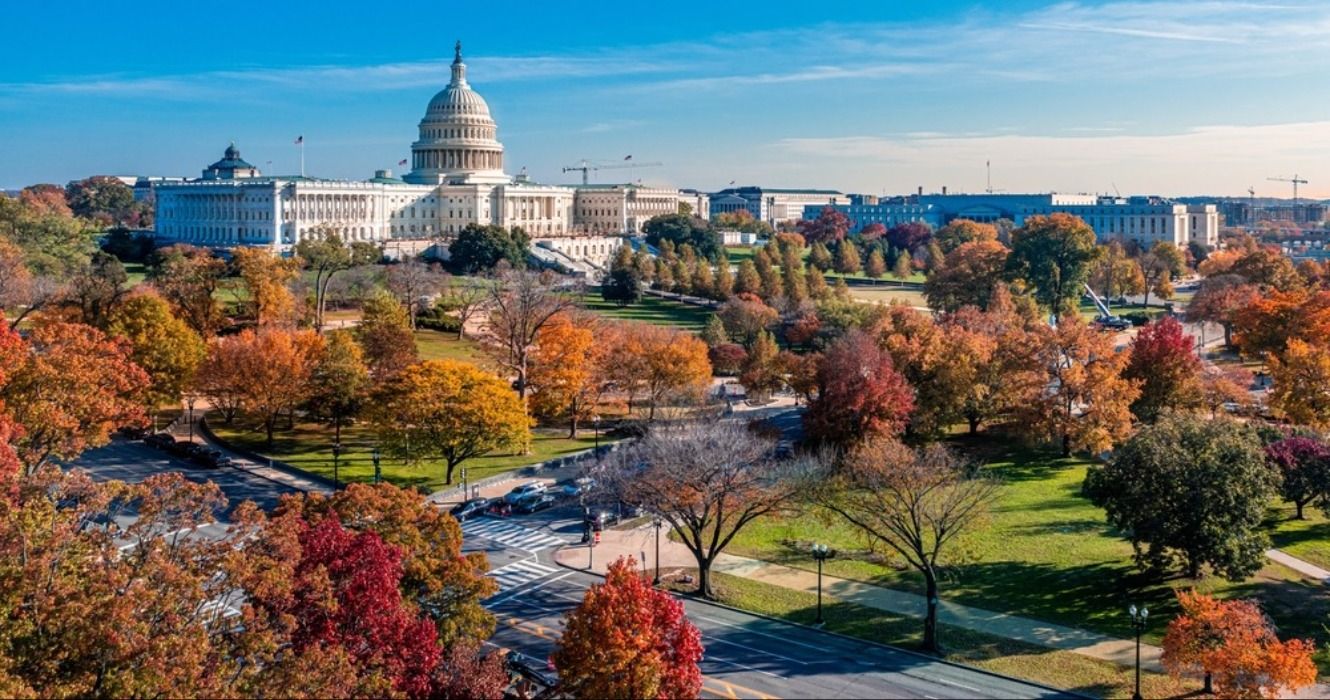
371;447;381;484
811;544;834;627
1128;604;1149;700
461;467;468;499
653;517;663;585
186;395;197;442
331;443;342;489
593;415;600;451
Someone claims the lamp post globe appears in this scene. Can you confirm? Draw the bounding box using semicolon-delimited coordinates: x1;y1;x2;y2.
1127;604;1149;700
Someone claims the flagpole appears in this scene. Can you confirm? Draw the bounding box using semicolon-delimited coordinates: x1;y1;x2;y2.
300;139;305;178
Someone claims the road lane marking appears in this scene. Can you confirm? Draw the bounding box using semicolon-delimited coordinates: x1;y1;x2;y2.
487;571;573;607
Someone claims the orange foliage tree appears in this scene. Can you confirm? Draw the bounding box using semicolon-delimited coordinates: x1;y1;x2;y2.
1231;288;1330;358
605;322;711;421
529;312;613;437
553;556;703;700
1161;590;1316;699
1267;339;1330;429
2;321;148;473
198;328;323;447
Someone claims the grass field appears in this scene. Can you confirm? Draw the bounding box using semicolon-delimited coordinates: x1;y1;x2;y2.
846;286;930;308
1270;505;1330;571
211;417;604;491
678;571;1190;699
581;290;713;331
413;328;493;366
725;438;1330;667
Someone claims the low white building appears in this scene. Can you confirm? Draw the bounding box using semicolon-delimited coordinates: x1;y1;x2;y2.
573;184;706;235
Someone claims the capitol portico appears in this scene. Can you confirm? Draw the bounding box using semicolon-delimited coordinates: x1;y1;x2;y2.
153;42;700;257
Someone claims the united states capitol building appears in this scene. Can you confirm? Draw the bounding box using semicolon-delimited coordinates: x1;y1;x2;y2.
152;44;704;267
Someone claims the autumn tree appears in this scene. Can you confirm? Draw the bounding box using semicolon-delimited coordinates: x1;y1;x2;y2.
625;323;712;421
296;229;380;332
807;241;833;271
1265;437;1330;519
231;247;300;326
892;249;913;281
485;269;577;410
779;244;807;305
105;290;207;413
553;556;704;699
865;247;887;279
739;331;783;401
1231;288;1330;358
833;239;861;274
1006;213;1100;319
148;244;227;337
357;288;420;381
1123;317;1203;422
65;175;136;225
1089;240;1145;302
734;259;761;295
3;321;148;473
598;421;801;598
716;294;779;348
886;222;932;254
1267;339;1330;429
1084;415;1275;579
369;360;528;484
923;240;1009;312
59;251;129;328
1161;590;1316;699
305;330;370;443
796;206;852;244
1185;274;1258;348
384;259;449;329
285;483;498;645
529;312;611;437
1139;241;1185;308
804;330;914;447
934;219;998;253
753;247;781;300
228;328;323;447
817;439;999;653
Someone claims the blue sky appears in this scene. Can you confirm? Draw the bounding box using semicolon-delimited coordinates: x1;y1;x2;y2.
2;0;1328;198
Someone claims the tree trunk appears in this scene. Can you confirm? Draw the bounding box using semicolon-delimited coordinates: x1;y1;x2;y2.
967;416;980;435
1061;432;1072;458
922;568;941;654
1143;287;1151;309
1295;500;1306;519
265;419;275;449
569;412;579;439
1222;323;1232;348
696;554;716;599
445;460;455;485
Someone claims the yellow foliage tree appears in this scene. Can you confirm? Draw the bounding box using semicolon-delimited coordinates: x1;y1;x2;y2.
369;360;529;484
231;247;300;326
1268;339;1330;429
106;290;206;414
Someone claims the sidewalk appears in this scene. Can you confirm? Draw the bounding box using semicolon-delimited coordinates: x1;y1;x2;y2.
1267;548;1330;581
555;523;1167;671
170;413;331;494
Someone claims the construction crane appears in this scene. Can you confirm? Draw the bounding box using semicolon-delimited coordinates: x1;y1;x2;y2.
562;158;663;186
1248;186;1257;226
984;160;1005;194
1268;174;1309;206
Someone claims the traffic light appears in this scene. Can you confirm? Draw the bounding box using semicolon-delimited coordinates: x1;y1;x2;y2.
593;531;601;546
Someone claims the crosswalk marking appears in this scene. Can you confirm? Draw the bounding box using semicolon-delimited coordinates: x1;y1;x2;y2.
461;517;567;553
488;559;560;594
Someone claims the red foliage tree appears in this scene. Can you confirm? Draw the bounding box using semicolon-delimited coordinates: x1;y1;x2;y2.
796;206;851;244
1161;590;1316;699
553;556;703;699
1264;437;1330;519
708;343;747;376
1123;317;1203;422
886;221;932;253
805;330;914;446
252;513;442;698
858;222;887;241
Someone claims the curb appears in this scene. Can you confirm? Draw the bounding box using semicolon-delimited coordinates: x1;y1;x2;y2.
549;544;1089;700
197;416;337;491
428;442;623;503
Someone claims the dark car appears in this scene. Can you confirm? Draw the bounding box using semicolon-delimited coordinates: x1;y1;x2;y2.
169;441;205;459
145;433;176;449
514;494;556;514
449;497;491;522
117;426;150;440
191;448;231;469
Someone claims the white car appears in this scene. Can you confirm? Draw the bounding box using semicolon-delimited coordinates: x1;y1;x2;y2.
562;477;596;497
504;481;547;505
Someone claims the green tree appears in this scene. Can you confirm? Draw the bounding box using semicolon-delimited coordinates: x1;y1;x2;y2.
642;214;721;261
1084;415;1276;579
808;242;833;271
834;239;861;274
356;289;419;380
295;229;380;332
64;176;136;226
700;315;728;347
305;330;370;443
1139;241;1186;308
754;248;781;300
147;244;227;337
447;224;529;274
1006;213;1100;320
780;246;806;304
601;245;642;307
61;251;130;328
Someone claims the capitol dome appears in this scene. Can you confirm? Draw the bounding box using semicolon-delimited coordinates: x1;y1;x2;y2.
405;42;507;185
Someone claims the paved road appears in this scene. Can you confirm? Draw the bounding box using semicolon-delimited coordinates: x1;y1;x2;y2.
460;507;1074;700
72;438;304;514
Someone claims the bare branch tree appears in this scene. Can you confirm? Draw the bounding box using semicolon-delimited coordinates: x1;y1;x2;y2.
438;274;487;340
484;269;578;405
595;420;803;599
385;259;449;330
814;439;1000;653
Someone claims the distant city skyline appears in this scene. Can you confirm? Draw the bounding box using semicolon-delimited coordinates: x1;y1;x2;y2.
2;0;1328;199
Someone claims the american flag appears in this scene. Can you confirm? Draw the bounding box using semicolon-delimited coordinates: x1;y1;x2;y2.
624;154;633;160
398;159;408;166
294;135;304;145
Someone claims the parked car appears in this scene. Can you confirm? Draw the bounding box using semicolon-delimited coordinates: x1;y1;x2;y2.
449;497;491;522
117;426;150;440
584;509;618;532
504;481;547;505
514;494;556;514
561;477;595;497
144;433;175;449
191;448;230;468
169;441;204;459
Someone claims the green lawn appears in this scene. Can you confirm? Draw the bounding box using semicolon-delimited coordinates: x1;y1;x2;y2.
210;416;605;492
1270;505;1330;571
124;263;149;288
846;286;929;308
679;571;1190;699
414;328;492;366
725;438;1330;666
581;290;713;331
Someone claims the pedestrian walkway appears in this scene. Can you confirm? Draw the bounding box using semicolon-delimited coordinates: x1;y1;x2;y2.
462;517;567;554
1267;548;1330;582
488;559;561;595
169;409;331;494
555;523;1167;673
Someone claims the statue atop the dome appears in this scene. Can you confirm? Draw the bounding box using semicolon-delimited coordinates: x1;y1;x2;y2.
454;40;462;64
